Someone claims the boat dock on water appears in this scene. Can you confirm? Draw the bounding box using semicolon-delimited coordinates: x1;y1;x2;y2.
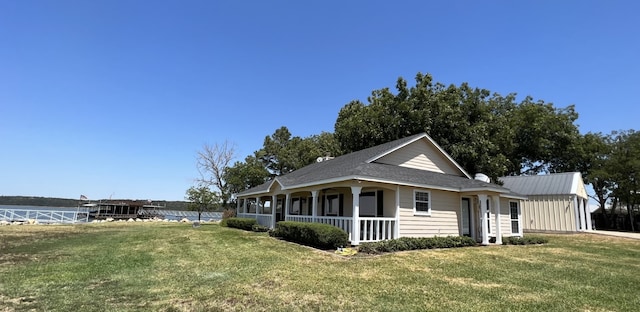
84;200;165;220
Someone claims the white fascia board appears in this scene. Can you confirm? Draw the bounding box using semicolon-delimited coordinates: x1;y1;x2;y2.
422;135;473;179
569;172;588;199
237;179;282;197
460;187;512;194
570;172;579;195
500;193;529;200
280;176;356;190
282;175;463;193
365;134;427;163
355;176;462;192
237;190;269;197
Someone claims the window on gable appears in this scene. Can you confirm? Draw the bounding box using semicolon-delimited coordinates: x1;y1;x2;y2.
413;190;431;216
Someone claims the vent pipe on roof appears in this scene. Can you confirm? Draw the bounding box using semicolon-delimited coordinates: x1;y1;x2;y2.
474;173;490;183
316;156;334;162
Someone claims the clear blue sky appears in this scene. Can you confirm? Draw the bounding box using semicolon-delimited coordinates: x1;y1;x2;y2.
1;1;638;201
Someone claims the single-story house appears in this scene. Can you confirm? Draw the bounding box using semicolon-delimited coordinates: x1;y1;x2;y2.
236;133;525;245
499;172;593;233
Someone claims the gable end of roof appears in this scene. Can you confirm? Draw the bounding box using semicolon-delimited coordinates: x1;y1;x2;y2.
366;133;472;179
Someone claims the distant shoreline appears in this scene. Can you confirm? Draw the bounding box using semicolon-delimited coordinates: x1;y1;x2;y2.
0;196;191;210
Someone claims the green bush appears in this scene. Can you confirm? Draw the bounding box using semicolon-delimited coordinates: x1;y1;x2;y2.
502;235;549;245
251;224;270;232
270;221;348;249
358;236;477;254
219;209;236;227
225;217;258;231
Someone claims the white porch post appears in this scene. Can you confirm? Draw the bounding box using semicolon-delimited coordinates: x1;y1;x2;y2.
578;196;587;231
311;190;318;222
585;198;593;231
351;186;362;245
478;194;489;245
493;195;502;245
395;185;400;239
271;195;277;229
573;196;580;231
285;193;291;222
236;197;240;212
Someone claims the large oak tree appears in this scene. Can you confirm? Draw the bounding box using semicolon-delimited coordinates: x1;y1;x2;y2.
334;72;581;180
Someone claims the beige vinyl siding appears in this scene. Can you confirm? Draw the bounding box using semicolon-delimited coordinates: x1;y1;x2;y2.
382;189;396;217
522;195;577;232
398;186;460;237
499;198;511;235
375;139;462;176
271;182;283;192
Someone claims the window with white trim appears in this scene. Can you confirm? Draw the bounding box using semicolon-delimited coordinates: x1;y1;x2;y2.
413;190;431;216
510;201;520;234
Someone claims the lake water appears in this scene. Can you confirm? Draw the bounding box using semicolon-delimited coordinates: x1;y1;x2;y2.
0;205;222;223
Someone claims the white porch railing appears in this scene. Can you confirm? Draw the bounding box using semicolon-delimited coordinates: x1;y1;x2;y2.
285;216;397;243
286;215;314;223
316;216;353;239
286;216;353;237
237;213;273;228
239;213;397;243
359;217;396;243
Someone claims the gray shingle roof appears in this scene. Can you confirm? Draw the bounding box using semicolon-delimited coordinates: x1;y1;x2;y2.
238;133;511;196
499;173;580;196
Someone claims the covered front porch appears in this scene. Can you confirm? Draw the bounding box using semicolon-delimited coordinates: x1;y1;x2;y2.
237;185;399;245
459;186;528;246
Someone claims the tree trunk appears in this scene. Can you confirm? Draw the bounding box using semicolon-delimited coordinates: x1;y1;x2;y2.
610;198;618;229
629;200;636;232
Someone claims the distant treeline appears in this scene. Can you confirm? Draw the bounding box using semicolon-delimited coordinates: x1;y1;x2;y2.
0;196;190;210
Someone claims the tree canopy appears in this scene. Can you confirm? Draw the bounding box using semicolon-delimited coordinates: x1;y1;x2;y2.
221;127;341;202
185;185;218;221
334;73;581;180
575;130;640;230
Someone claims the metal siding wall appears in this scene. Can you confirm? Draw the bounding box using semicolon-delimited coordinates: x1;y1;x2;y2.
522;195;577;232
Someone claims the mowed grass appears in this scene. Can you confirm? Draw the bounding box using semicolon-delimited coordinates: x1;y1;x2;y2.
1;223;639;312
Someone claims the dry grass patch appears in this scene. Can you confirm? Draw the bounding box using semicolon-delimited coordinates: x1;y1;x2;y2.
441;276;503;288
2;224;640;311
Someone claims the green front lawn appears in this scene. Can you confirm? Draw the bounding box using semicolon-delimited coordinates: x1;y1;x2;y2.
1;223;638;311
